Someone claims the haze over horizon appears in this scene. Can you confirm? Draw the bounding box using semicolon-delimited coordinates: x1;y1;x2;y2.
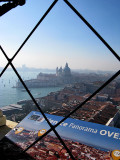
0;0;120;72
0;64;116;73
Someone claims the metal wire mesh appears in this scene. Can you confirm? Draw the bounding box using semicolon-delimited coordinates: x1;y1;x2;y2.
0;0;120;159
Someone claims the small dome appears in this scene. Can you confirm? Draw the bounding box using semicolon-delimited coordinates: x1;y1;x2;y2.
63;63;71;76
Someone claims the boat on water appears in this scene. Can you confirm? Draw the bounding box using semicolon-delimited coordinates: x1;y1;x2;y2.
21;89;31;92
21;89;26;92
12;86;16;88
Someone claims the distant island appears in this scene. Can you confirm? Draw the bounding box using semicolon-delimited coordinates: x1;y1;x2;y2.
16;63;73;88
15;63;113;88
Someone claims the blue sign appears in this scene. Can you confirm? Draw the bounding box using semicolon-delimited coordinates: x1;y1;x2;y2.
6;111;120;154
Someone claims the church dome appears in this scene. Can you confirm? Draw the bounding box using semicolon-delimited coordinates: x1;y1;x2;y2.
63;63;71;77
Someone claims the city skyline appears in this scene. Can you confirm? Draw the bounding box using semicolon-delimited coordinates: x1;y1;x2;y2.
0;63;116;73
0;0;120;71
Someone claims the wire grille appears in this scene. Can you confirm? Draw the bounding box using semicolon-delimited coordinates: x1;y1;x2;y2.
0;0;120;159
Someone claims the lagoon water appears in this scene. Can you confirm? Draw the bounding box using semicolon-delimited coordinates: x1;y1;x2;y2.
0;70;63;108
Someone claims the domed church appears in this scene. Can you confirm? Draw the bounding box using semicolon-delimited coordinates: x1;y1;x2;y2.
56;63;71;78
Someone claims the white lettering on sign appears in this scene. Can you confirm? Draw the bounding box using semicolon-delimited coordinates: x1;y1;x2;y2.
69;123;98;133
100;130;120;139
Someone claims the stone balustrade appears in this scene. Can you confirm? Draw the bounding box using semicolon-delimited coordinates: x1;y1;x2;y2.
0;109;6;126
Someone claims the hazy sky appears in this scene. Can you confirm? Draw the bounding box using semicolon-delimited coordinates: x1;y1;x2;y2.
0;0;120;71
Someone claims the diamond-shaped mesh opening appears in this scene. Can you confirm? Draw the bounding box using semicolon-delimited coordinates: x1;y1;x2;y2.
0;0;54;56
65;75;120;124
0;0;120;159
6;111;51;150
0;68;41;122
69;0;120;57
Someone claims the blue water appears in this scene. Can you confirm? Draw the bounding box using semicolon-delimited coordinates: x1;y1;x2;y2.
0;70;63;108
